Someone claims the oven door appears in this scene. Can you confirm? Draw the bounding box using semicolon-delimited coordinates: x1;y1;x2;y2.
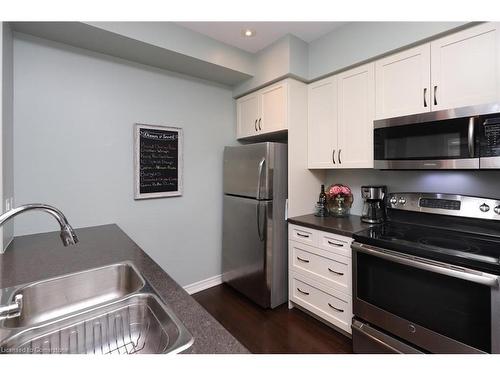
374;116;480;169
352;242;500;353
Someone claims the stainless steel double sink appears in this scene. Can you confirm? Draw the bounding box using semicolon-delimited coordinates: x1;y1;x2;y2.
0;263;193;354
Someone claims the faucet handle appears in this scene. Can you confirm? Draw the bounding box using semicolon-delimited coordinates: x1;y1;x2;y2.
14;294;23;311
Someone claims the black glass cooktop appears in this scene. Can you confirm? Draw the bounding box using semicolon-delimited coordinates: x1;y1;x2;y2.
353;222;500;275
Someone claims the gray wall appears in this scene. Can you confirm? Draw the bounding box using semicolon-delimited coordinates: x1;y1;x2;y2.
326;169;500;216
233;34;309;98
13;33;236;286
1;22;14;251
309;22;469;80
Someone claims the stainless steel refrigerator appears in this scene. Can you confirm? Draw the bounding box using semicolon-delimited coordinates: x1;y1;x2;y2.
222;142;288;308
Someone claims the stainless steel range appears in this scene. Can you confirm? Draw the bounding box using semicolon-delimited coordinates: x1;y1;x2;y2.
351;192;500;354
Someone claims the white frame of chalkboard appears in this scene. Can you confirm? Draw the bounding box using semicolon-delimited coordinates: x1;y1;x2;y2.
134;123;183;200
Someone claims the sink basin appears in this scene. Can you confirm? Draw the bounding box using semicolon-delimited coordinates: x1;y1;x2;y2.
0;263;193;354
1;293;193;354
3;263;145;328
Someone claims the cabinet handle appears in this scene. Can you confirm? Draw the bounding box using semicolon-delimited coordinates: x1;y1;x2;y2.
423;87;428;107
297;256;310;263
332;149;336;165
258;118;262;130
297;288;310;295
433;85;438;106
254;119;258;131
296;233;309;238
328;268;344;276
327;240;344;247
328;303;344;313
338;149;342;164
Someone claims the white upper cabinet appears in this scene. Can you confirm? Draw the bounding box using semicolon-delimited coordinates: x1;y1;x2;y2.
431;22;500;111
307;63;375;169
307;76;338;169
260;82;287;134
337;63;375;169
236;80;288;139
375;44;431;119
236;92;260;138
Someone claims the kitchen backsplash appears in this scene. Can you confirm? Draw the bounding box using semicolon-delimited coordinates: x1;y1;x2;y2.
325;169;500;216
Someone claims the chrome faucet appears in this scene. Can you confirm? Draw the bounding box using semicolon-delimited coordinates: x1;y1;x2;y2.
0;203;79;247
0;204;78;320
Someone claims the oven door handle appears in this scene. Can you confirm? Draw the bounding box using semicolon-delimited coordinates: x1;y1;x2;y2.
352;242;499;287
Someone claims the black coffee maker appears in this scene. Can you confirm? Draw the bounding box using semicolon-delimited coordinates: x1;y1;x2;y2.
361;186;387;224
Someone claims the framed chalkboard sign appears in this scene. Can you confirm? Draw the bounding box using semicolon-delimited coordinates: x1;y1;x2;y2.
134;123;183;199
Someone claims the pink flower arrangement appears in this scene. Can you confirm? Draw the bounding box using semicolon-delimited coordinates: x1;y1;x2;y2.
327;184;352;199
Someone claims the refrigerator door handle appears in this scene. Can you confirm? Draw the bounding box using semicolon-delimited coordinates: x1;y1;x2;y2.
256;157;266;200
256;158;266;241
256;201;266;242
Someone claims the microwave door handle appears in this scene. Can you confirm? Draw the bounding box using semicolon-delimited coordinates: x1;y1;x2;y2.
256;158;266;241
352;242;499;287
468;117;475;158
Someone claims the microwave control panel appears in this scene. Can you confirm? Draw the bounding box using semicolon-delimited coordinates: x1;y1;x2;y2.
481;117;500;157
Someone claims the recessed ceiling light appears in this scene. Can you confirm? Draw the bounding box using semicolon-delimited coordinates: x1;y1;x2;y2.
242;29;256;38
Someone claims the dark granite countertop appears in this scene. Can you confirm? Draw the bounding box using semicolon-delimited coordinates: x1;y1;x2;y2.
0;224;248;354
288;214;372;237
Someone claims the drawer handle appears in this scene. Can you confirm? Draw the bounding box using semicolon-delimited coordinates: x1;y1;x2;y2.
327;240;344;247
297;256;310;263
328;303;344;313
297;288;310;295
328;268;344;276
297;233;310;238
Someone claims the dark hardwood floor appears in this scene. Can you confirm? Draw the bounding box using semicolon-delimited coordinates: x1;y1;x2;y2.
193;283;353;354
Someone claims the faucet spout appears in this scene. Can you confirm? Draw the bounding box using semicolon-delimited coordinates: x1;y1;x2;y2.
0;204;79;247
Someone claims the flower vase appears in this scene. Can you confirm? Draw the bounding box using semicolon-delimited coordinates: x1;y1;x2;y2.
328;196;350;217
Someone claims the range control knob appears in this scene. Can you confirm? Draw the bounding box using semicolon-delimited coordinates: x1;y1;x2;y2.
398;197;407;205
494;206;500;215
390;197;398;205
480;203;490;213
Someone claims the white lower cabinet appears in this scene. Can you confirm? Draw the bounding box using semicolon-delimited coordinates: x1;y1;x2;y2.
288;224;353;335
290;242;351;295
291;273;352;334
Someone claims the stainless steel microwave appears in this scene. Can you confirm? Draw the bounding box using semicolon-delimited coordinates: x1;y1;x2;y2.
374;103;500;169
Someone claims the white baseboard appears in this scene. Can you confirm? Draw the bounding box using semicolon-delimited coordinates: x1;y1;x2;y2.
183;274;223;295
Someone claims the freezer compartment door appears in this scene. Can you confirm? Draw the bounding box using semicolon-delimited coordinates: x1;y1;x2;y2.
222;195;272;308
223;143;274;200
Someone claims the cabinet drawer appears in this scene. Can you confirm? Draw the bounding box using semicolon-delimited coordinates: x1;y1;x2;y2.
291;273;352;334
290;241;351;295
289;224;317;246
318;231;352;257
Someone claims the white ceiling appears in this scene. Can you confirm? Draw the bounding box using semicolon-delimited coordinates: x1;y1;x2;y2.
176;22;348;53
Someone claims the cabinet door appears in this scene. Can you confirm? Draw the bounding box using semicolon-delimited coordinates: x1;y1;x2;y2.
236;92;259;139
260;81;287;134
431;22;500;111
375;44;431;119
337;63;375;169
307;76;338;168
